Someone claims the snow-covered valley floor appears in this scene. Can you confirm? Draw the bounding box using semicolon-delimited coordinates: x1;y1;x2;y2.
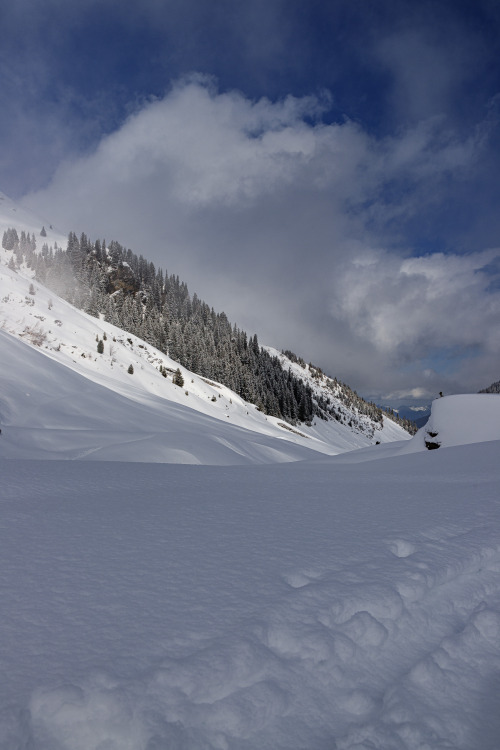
2;440;500;749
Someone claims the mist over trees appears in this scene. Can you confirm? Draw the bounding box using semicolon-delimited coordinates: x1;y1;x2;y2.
3;227;415;432
479;379;500;394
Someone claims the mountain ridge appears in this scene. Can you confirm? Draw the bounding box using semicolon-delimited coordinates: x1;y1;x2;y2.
0;241;410;462
0;195;412;461
1;193;416;439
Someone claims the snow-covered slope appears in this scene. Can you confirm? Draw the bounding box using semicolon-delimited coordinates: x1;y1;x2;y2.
0;191;67;249
0;269;324;463
267;346;409;444
0;241;410;463
0;328;324;464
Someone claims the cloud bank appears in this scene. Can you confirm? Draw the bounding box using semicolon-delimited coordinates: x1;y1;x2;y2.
23;78;500;401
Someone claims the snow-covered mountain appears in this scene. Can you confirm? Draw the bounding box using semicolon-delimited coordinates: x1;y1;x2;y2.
0;195;410;463
267;347;414;438
0;254;410;462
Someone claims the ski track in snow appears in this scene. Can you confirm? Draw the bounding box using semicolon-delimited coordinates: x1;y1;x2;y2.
0;443;499;749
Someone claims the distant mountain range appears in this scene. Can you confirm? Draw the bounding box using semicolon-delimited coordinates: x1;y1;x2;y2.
376;402;431;429
393;404;431;428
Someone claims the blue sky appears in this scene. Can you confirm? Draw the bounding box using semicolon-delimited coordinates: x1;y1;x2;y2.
3;0;500;403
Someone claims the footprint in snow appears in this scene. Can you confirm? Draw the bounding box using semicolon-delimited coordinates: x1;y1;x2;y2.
283;569;322;588
388;539;417;558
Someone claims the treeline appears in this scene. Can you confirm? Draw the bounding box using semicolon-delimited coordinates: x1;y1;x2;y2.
11;230;318;423
3;226;416;432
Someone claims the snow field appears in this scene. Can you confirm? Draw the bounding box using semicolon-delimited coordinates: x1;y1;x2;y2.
1;441;500;749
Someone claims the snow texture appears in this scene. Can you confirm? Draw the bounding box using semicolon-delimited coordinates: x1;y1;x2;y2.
1;443;500;749
413;394;500;450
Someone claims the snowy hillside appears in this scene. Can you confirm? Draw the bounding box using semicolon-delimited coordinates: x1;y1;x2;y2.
0;191;67;246
267;346;412;440
0;230;409;463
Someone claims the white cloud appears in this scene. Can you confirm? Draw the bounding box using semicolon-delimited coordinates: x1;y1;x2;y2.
22;78;499;399
332;248;500;354
35;77;365;211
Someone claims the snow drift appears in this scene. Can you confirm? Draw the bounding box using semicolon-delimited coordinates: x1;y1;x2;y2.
415;393;500;450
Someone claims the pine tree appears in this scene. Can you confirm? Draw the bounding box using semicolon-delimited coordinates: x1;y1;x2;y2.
173;368;184;387
2;228;19;251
